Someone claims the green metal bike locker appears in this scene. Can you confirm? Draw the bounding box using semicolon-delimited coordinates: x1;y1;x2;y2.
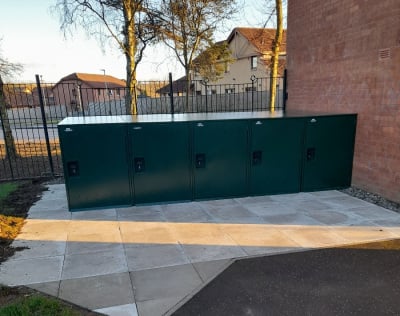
301;114;357;191
129;121;191;204
58;117;131;211
250;117;304;195
192;118;248;200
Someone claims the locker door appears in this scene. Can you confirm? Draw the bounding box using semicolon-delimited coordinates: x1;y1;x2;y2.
59;124;131;211
193;120;248;199
302;115;357;191
250;118;304;195
131;122;191;204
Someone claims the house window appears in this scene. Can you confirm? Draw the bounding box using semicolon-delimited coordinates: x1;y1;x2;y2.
97;89;101;96
245;86;257;92
251;56;257;70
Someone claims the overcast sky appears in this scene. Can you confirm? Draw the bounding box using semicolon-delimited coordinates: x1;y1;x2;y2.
0;0;270;83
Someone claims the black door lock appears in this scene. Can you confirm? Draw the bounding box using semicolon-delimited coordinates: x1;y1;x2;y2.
134;157;145;172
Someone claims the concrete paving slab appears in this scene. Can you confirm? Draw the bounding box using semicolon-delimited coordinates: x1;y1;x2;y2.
220;224;302;256
136;297;184;316
328;225;397;244
321;195;373;209
71;208;117;221
130;264;203;302
234;195;274;205
279;226;349;248
307;190;348;198
124;243;189;271
282;199;333;212
10;240;66;260
27;209;71;220
117;205;165;222
181;244;247;262
59;272;134;310
260;212;323;225
244;201;300;217
0;256;64;286
201;204;265;223
304;208;365;226
17;219;69;242
119;221;177;244
62;246;128;280
192;259;232;283
95;303;138;316
28;280;60;297
349;205;400;220
66;241;123;256
29;199;69;212
162;202;213;223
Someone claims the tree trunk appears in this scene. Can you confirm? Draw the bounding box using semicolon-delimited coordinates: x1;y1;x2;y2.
123;1;138;115
185;68;191;112
268;0;283;112
0;76;17;159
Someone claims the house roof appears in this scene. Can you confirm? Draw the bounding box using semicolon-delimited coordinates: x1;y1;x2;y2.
55;73;126;89
156;76;194;94
228;27;287;53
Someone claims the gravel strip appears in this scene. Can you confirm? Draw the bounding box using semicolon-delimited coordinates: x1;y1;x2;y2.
341;187;400;213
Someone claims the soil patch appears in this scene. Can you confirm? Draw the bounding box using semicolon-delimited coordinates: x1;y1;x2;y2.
0;179;47;263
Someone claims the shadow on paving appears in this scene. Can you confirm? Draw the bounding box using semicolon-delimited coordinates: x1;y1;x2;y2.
173;239;400;316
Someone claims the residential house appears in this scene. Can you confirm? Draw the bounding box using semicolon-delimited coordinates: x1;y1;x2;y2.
156;76;195;97
193;27;287;94
52;73;126;113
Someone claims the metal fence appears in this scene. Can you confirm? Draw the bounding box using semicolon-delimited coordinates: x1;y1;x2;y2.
0;74;286;181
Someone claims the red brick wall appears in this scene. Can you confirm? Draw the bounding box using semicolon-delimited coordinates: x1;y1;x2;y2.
287;0;400;202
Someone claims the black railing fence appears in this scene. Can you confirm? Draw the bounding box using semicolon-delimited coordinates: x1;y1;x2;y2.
0;73;286;181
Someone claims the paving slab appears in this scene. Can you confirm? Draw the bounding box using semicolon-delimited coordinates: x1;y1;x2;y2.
130;264;203;302
192;259;232;283
61;245;128;280
136;297;184;316
0;256;64;286
59;272;134;310
94;303;138;316
124;243;190;271
28;280;60;297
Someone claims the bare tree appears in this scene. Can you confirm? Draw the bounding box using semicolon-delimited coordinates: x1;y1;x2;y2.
159;0;237;107
0;41;22;159
53;0;160;114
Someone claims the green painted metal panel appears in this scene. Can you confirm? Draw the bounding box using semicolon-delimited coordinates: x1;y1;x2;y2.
250;118;304;195
302;114;357;191
193;120;248;199
58;123;131;211
130;122;191;204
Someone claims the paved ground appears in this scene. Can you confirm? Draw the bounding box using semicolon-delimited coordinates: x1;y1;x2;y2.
1;184;400;315
174;240;400;315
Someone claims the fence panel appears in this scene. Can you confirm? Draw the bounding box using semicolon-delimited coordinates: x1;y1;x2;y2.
0;75;286;181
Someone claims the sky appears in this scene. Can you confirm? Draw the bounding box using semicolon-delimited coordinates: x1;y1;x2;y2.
0;0;269;83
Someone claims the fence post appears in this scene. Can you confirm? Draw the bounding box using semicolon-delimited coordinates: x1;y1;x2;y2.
0;107;14;179
35;74;54;177
169;73;174;115
283;69;288;111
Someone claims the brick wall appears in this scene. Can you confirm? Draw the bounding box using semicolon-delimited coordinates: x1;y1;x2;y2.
287;0;400;202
